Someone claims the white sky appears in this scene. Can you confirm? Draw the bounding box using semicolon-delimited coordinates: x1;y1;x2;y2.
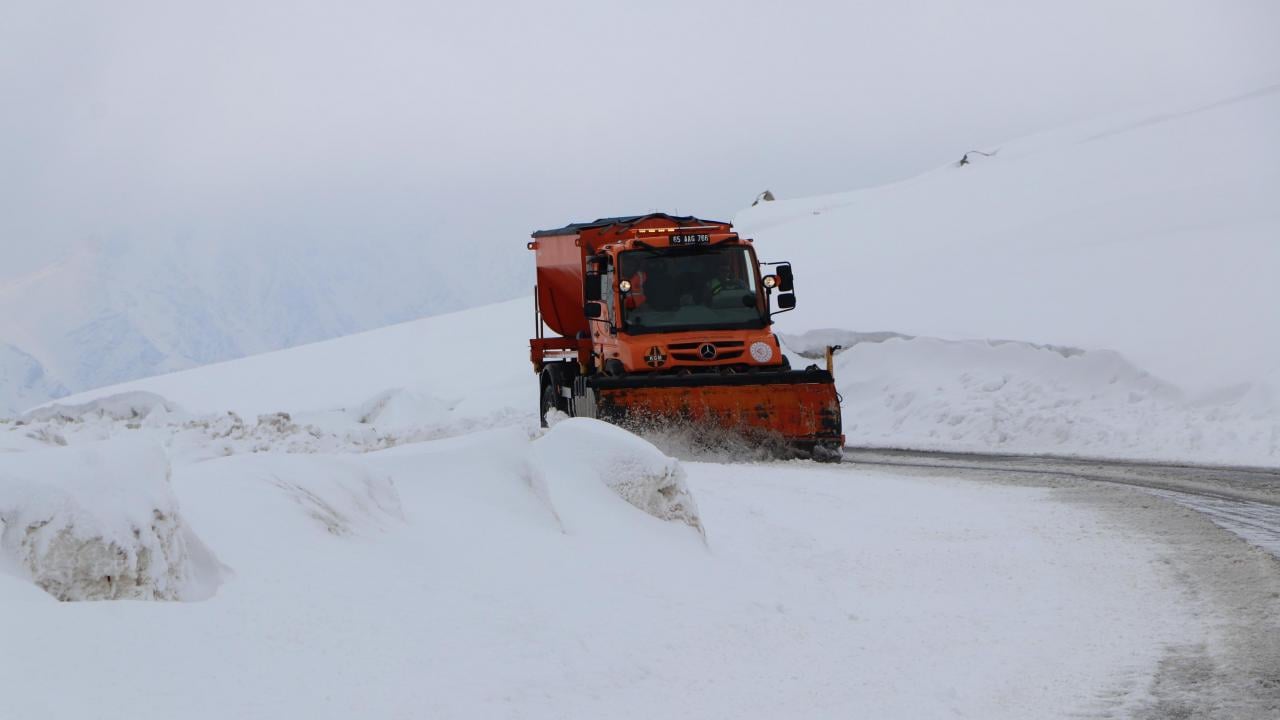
2;0;1278;289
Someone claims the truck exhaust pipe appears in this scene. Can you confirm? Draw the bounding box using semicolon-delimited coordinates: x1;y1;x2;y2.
824;345;843;375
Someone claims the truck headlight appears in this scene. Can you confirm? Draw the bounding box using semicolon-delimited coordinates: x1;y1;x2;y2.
619;280;632;293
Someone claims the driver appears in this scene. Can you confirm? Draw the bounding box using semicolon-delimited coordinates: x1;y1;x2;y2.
704;255;744;302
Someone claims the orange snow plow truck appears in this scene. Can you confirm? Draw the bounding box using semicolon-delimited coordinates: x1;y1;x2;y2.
528;213;844;461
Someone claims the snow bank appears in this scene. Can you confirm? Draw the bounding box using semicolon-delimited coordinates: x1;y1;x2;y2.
6;387;524;462
529;419;702;536
4;431;1234;719
801;332;1280;467
242;454;406;537
0;437;222;601
23;391;177;423
1;390;1263;717
354;388;455;431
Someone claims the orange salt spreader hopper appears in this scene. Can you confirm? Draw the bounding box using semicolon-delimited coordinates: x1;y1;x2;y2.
528;213;843;461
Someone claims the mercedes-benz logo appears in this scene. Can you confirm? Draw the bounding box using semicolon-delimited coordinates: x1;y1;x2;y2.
698;343;718;360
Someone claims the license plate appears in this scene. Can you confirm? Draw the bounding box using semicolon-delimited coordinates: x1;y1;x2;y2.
670;233;710;245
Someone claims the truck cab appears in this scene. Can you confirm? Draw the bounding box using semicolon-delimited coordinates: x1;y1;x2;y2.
530;215;795;377
586;229;795;375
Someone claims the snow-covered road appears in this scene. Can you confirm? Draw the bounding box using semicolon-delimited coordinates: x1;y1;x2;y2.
843;447;1280;559
828;452;1280;718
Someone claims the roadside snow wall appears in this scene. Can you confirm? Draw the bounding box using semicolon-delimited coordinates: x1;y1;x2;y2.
785;331;1280;467
528;419;703;537
22;391;177;424
0;437;221;601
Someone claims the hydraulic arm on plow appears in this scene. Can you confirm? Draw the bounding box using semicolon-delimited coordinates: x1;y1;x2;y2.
528;213;843;461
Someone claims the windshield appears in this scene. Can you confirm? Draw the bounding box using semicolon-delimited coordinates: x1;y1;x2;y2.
619;246;767;334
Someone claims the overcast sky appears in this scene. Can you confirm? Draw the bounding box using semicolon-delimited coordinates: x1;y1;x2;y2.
3;0;1278;290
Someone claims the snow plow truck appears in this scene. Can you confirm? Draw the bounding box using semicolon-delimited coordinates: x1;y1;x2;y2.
528;213;844;461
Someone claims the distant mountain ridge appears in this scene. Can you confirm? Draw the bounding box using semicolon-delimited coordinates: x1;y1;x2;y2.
0;343;67;413
0;234;501;415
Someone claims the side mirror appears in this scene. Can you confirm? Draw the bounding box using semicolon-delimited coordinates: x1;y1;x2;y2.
584;301;605;319
777;293;796;310
584;278;602;302
776;264;794;292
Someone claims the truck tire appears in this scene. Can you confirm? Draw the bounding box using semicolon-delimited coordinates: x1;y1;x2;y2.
539;362;578;427
539;382;557;428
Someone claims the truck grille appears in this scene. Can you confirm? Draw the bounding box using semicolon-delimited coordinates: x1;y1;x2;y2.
667;341;745;350
668;341;746;362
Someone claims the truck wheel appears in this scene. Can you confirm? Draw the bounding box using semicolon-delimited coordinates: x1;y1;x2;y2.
540;382;556;428
539;362;579;427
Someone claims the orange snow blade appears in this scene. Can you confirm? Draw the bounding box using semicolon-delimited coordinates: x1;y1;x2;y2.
586;370;843;450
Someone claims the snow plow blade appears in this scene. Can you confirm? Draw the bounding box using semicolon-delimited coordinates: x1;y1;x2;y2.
576;370;844;461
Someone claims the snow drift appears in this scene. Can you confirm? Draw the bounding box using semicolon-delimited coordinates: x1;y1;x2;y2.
0;437;222;601
530;418;703;536
784;331;1279;467
21;390;177;424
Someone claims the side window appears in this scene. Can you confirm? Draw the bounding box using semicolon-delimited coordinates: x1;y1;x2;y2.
602;272;614;317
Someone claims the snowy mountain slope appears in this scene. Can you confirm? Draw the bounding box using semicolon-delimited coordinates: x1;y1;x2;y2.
736;84;1280;392
30;298;532;422
0;233;513;412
